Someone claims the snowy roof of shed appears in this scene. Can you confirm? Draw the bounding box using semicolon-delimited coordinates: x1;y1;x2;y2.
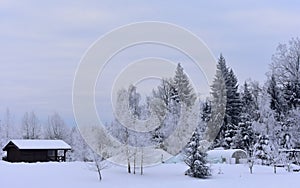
2;139;71;150
207;148;247;160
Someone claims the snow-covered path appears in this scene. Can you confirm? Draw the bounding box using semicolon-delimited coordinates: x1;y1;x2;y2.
1;161;299;188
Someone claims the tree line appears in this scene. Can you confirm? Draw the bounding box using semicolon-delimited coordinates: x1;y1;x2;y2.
111;37;300;177
0;37;299;179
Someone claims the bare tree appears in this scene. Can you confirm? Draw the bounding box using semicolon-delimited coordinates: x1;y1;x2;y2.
272;37;300;86
45;112;69;141
271;38;300;110
2;108;18;141
92;152;108;181
140;148;144;175
22;111;41;139
83;125;111;181
115;89;133;173
124;128;131;173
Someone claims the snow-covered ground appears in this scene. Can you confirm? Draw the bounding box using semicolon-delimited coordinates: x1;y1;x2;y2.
1;160;299;188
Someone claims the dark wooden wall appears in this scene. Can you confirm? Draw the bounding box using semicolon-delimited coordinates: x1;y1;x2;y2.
20;150;48;162
7;147;20;162
4;142;69;162
6;148;48;162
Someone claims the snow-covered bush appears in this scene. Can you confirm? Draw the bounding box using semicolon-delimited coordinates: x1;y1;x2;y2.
254;135;274;165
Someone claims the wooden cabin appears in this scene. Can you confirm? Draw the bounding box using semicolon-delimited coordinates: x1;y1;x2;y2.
2;139;71;163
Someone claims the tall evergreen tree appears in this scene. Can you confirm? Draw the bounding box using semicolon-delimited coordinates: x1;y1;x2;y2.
173;63;196;107
225;69;242;126
201;99;211;122
283;81;300;110
241;82;256;120
223;123;237;149
235;121;255;153
267;74;286;120
212;54;242;149
208;57;227;145
152;64;196;148
235;82;256;152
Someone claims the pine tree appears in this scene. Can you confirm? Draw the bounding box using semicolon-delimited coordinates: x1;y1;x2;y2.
173;63;196;107
223;123;237;149
267;74;286;120
235;82;256;152
241;82;256;120
235;121;255;152
212;54;241;149
283;81;300;110
152;64;196;149
208;57;227;145
184;130;210;178
225;69;242;126
254;135;274;165
201;99;211;122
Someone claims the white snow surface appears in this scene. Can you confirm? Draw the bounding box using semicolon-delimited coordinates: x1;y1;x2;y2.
4;139;71;150
1;160;300;188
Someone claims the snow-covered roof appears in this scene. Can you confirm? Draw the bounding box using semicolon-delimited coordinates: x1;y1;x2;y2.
207;149;247;163
3;139;71;150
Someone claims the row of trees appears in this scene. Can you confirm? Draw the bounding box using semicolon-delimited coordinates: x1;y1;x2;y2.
208;37;300;167
0;110;69;140
0;37;299;179
110;37;300;178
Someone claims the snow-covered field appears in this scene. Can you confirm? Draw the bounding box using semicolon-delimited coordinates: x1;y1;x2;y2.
1;161;300;188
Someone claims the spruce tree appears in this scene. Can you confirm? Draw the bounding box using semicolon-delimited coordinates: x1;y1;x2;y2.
254;135;274;165
209;57;227;145
241;82;256;120
225;69;242;126
284;81;300;110
173;63;196;107
267;74;285;120
235;121;255;152
212;54;242;149
184;130;210;178
223;123;237;149
235;82;256;152
201;99;211;122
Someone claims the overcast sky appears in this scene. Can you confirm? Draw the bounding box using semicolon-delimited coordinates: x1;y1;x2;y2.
1;0;300;125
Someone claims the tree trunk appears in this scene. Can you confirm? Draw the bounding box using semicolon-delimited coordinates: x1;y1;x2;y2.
97;168;102;181
133;153;136;174
126;144;131;174
127;160;131;174
95;160;102;181
141;149;144;175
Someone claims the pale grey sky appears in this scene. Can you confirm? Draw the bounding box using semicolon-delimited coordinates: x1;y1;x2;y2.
1;0;300;125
